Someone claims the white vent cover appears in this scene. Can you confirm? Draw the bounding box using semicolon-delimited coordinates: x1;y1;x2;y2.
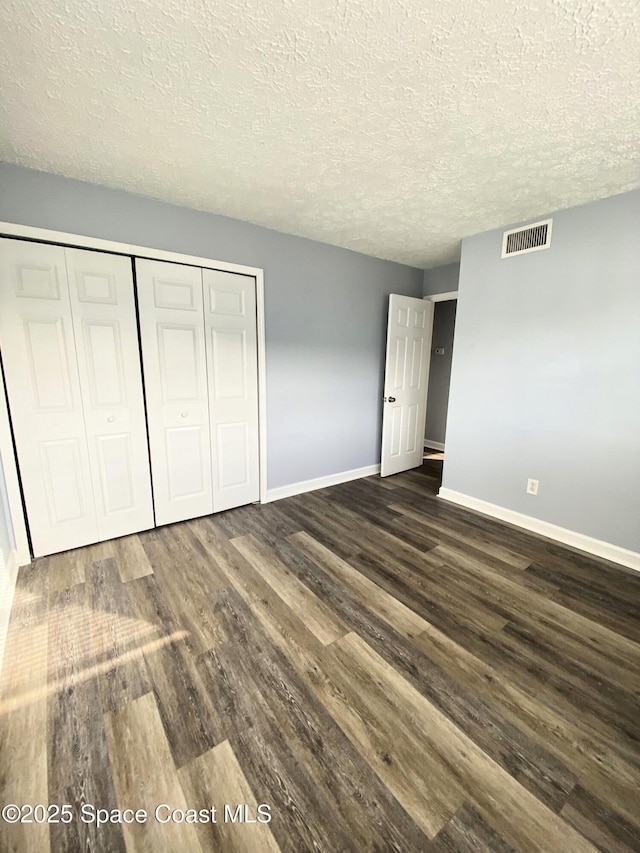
501;219;553;258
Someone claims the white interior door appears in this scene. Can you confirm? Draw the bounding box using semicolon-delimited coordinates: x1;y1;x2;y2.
380;294;433;477
203;269;260;512
0;239;99;556
136;258;213;525
66;248;154;540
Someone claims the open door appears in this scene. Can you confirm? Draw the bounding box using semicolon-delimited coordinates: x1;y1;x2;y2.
380;294;433;477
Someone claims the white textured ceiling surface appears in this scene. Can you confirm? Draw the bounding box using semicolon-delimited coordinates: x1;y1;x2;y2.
1;0;639;267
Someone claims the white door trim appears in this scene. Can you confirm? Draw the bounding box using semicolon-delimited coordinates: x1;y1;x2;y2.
0;221;268;552
0;367;30;566
424;290;458;303
0;223;263;277
422;291;458;451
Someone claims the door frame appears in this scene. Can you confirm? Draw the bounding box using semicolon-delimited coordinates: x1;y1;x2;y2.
0;366;29;567
423;290;458;451
0;221;268;565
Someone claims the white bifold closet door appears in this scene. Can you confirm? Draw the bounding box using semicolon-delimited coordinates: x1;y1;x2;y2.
136;259;259;525
0;239;154;557
203;269;260;512
65;247;155;541
135;260;212;525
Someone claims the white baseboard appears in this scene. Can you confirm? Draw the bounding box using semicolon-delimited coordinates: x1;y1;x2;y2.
266;464;381;503
438;488;640;572
424;440;445;451
0;550;20;678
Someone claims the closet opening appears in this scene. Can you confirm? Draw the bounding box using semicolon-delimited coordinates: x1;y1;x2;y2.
0;223;267;562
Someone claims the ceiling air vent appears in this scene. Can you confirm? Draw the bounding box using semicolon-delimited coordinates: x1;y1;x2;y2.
501;218;553;258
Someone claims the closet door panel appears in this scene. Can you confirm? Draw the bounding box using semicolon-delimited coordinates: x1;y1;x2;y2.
66;248;154;541
203;270;260;512
136;259;213;525
0;239;98;556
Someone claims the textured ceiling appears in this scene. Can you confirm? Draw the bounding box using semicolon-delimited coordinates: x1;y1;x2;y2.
1;0;639;268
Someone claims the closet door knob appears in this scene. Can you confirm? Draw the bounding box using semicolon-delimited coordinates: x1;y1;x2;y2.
107;415;115;422
181;411;188;418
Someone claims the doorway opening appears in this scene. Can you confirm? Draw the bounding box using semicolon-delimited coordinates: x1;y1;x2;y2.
422;291;458;486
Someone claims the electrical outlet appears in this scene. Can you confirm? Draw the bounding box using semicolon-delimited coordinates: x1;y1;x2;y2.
526;479;539;496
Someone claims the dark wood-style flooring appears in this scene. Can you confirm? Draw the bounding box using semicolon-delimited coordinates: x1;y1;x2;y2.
1;460;639;852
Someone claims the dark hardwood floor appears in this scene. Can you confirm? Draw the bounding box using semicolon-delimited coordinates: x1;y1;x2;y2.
1;461;639;852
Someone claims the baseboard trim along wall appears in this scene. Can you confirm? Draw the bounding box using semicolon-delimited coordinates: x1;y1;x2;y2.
0;550;20;677
439;488;640;572
266;464;381;503
424;440;445;451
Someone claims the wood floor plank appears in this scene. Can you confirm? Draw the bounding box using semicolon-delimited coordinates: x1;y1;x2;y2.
422;556;640;714
104;692;204;853
429;802;518;853
192;520;440;849
413;489;639;600
230;533;349;646
413;554;640;738
500;619;640;746
348;549;508;637
297;490;442;569
438;612;640;777
2;461;638;852
327;481;442;552
129;575;225;768
193;585;372;851
281;532;577;814
214;529;574;837
112;534;154;582
47;581;125;853
199;584;432;852
0;560;51;853
198;645;360;853
189;518;332;690
529;548;640;601
139;525;227;656
177;739;281;853
527;561;640;644
412;618;640;824
46;550;85;594
432;543;640;673
45;541;116;598
289;530;430;639
389;502;533;569
326;633;597;853
212;501;301;550
560;784;640;853
282;493;363;558
86;558;153;713
313;636;467;838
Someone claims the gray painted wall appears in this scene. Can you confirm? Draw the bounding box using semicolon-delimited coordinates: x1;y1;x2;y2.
423;262;460;296
443;189;640;552
0;163;423;490
425;300;457;446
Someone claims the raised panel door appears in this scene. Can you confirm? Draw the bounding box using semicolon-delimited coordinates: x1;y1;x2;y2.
65;248;154;541
0;239;98;556
136;259;213;525
380;295;433;477
203;269;259;511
